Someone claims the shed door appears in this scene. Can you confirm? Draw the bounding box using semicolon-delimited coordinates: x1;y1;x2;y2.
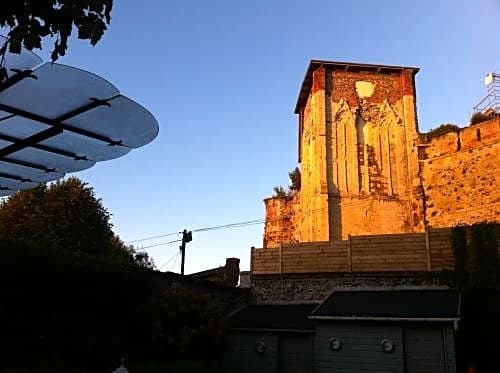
404;328;446;373
279;334;313;373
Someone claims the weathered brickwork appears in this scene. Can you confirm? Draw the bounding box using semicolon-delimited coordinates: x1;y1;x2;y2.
264;61;422;247
421;117;500;227
263;196;296;248
263;60;499;249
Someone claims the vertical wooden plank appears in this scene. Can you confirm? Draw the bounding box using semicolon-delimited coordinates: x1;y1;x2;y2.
279;243;283;274
250;246;254;274
425;228;431;271
347;234;352;272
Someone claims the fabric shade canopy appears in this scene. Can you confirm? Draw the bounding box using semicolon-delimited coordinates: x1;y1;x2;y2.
0;37;159;196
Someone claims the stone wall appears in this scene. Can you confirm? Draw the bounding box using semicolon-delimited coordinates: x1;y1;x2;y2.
295;67;330;243
337;197;413;237
421;117;500;227
263;62;422;247
263;196;296;248
252;272;445;303
262;61;499;249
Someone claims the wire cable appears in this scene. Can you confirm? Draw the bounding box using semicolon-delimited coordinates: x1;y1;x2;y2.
128;205;334;245
127;219;265;244
193;219;265;233
171;252;180;271
158;251;180;271
141;239;182;250
128;232;181;244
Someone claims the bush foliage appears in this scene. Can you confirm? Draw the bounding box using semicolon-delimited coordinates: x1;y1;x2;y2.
0;237;229;372
272;167;301;198
420;123;460;142
470;112;491;125
449;223;500;371
0;178;229;371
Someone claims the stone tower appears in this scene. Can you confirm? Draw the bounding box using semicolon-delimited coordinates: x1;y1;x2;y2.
264;60;424;245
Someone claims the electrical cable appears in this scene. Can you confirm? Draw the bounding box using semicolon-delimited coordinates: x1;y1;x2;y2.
171;251;180;271
141;238;182;249
128;232;181;244
127;204;353;245
158;251;180;270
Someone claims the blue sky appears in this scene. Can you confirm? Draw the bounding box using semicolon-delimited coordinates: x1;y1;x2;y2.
22;0;500;273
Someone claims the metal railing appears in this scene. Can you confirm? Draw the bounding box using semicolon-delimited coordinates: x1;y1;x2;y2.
473;72;500;114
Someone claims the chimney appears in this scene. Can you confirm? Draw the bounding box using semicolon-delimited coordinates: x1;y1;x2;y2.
224;257;240;286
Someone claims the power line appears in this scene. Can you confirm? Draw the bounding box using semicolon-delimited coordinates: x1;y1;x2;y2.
193;219;265;233
141;238;182;249
127;206;333;245
128;231;180;244
127;219;265;244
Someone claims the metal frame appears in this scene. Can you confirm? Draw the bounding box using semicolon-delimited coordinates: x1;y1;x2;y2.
0;69;118;183
0;59;158;194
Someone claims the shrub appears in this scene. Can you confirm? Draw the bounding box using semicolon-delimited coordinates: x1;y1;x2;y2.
470;112;491;125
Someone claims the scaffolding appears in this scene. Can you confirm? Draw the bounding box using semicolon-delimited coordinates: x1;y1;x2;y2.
473;72;500;114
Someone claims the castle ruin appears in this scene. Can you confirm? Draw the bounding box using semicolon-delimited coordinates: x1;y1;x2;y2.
263;60;500;248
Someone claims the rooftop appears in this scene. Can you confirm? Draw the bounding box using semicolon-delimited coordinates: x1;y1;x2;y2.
229;303;319;331
310;289;461;320
294;60;419;114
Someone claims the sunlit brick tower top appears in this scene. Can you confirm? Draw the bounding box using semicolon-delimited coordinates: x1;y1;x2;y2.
264;60;424;246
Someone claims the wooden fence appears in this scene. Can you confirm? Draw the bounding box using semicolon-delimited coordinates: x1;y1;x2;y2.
251;228;457;275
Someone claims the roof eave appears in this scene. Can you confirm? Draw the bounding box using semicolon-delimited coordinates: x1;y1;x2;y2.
309;316;459;322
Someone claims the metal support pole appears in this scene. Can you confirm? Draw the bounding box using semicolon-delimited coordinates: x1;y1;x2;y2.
180;229;192;275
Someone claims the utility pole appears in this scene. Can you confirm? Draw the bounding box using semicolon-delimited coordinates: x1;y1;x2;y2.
180;229;192;275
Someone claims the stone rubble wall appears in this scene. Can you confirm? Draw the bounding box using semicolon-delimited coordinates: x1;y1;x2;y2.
262;66;499;249
251;272;445;303
422;117;500;227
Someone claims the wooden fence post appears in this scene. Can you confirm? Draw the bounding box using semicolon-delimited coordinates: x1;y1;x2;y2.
425;227;431;271
347;234;352;272
279;243;283;274
250;246;254;274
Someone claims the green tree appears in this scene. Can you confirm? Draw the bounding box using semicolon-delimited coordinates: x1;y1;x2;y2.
0;177;111;254
470;112;491;125
272;185;288;198
0;176;152;267
272;166;301;197
288;166;301;191
0;0;113;61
